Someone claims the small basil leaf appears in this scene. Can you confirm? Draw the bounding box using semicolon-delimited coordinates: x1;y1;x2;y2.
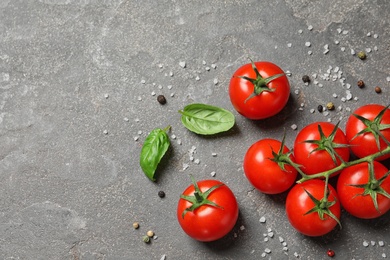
140;128;170;181
179;103;235;135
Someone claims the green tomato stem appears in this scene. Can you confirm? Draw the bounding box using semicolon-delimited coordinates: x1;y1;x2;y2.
296;145;390;183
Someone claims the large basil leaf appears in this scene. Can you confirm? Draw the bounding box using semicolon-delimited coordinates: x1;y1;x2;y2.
179;103;235;135
140;127;170;181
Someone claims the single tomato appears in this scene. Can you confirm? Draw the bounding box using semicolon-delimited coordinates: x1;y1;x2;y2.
229;61;290;120
243;138;298;194
345;104;390;160
177;178;239;242
293;122;350;176
337;161;390;219
286;179;341;236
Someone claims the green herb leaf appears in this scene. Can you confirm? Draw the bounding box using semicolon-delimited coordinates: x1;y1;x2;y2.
140;127;170;181
179;103;235;135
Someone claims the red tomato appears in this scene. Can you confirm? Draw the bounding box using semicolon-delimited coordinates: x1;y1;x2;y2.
243;138;298;194
337;161;390;219
229;61;290;120
345;104;390;160
294;122;350;176
177;179;239;242
286;179;341;236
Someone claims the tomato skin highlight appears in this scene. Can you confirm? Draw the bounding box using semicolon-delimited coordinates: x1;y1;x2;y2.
286;180;341;237
243;139;298;194
177;180;239;242
345;104;390;161
229;61;290;120
337;162;390;219
293;122;350;176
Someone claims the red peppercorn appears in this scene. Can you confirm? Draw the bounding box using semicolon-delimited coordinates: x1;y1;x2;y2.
327;249;335;257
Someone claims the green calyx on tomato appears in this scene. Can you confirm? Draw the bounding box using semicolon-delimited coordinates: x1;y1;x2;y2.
303;122;349;166
303;185;341;228
180;175;224;218
271;135;301;172
347;161;390;212
238;59;286;103
351;104;390;150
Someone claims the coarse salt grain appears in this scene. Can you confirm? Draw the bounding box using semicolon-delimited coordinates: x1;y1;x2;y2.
210;171;216;177
287;43;292;48
379;241;385;247
259;216;266;223
363;241;369;247
305;42;311;47
179;61;186;68
308;25;313;30
265;248;271;254
291;124;298;130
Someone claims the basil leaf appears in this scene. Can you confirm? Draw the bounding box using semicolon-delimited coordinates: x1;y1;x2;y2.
140;127;170;181
179;103;235;135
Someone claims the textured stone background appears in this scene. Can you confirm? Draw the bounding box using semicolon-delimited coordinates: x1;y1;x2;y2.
0;0;389;259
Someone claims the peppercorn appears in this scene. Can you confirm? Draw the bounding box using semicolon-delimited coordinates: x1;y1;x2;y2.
147;230;154;237
327;249;335;257
143;235;150;243
375;86;382;93
302;75;310;83
158;191;166;198
326;102;335;111
317;105;324;113
133;222;140;229
157;95;166;105
357;80;365;88
357;51;367;60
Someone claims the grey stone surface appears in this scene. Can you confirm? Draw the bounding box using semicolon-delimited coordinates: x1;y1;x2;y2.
0;0;389;259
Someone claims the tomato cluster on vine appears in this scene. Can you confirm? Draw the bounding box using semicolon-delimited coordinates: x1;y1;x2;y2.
243;104;390;236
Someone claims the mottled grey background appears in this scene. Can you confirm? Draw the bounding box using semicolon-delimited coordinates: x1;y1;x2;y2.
0;0;389;259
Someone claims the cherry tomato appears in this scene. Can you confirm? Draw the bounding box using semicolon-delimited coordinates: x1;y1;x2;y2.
229;61;290;120
177;179;239;242
286;179;341;236
337;161;390;219
345;104;390;160
294;122;350;176
243;138;298;194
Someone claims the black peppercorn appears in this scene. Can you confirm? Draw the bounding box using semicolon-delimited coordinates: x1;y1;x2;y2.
375;86;382;93
302;75;310;83
157;95;166;105
317;105;324;113
158;191;165;198
357;80;365;88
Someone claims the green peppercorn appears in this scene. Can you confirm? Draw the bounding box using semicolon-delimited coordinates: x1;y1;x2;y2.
357;51;366;60
326;102;335;110
143;235;150;243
